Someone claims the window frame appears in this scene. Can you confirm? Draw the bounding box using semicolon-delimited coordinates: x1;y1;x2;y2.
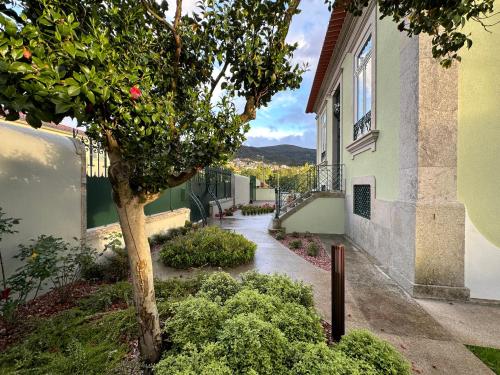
352;11;376;142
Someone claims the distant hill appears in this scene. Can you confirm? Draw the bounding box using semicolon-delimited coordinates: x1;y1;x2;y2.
236;145;316;166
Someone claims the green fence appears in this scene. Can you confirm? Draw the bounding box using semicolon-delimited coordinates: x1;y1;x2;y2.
86;177;189;229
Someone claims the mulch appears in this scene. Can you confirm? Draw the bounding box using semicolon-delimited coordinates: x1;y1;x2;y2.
278;235;331;271
0;281;104;351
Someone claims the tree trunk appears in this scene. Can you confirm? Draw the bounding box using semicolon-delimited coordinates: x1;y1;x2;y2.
114;186;162;364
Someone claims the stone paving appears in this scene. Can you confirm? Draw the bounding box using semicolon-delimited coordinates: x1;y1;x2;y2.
153;211;498;374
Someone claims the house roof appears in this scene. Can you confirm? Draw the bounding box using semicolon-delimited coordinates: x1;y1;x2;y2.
305;7;347;114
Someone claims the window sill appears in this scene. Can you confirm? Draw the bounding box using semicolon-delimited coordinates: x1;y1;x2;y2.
346;130;379;159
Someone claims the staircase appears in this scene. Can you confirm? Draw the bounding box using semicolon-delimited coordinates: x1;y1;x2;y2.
271;164;344;232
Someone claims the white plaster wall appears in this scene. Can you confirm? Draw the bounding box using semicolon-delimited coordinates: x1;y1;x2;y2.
0;121;84;279
465;212;500;301
281;197;345;234
86;208;190;251
256;188;275;201
233;174;250;206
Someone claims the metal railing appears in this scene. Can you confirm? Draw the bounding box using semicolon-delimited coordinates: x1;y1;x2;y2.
353;110;371;141
275;164;344;218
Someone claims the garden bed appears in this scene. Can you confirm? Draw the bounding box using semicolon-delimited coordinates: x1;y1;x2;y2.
276;232;332;271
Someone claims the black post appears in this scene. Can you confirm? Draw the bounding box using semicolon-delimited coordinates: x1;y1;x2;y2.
274;187;280;219
331;244;345;342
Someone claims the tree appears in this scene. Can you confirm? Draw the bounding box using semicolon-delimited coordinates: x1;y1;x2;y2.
0;0;303;363
327;0;498;67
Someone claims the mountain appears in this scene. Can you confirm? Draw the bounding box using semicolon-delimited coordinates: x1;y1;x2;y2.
236;145;316;166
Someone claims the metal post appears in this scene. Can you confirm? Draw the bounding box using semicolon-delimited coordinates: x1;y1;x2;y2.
331;244;345;342
274;187;280;219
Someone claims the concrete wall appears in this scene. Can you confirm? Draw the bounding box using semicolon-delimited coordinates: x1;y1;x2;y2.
233;174;250;206
86;208;190;251
458;5;500;300
281;195;345;235
0;121;85;279
256;188;275;201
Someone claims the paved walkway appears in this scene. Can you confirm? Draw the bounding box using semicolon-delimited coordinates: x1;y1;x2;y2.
153;212;497;374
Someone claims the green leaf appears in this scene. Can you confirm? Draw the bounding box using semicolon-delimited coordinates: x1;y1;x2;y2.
63;42;76;58
67;86;80;97
55;101;73;114
86;90;95;104
9;62;33;73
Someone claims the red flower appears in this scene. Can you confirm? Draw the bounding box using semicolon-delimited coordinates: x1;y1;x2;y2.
130;86;142;100
1;288;11;300
23;47;31;60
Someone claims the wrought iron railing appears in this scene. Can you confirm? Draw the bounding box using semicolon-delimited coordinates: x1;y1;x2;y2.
353;110;371;141
275;164;344;218
72;129;109;177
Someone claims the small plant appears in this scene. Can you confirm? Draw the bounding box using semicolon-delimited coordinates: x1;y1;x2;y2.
291;231;300;238
289;239;303;249
304;231;312;238
307;242;320;257
275;232;285;241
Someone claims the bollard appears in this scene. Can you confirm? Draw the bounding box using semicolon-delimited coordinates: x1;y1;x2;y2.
331;244;345;342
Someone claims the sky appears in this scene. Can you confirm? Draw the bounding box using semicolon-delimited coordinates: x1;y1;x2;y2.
63;1;331;150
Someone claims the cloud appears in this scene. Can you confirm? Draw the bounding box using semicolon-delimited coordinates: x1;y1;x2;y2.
246;127;304;141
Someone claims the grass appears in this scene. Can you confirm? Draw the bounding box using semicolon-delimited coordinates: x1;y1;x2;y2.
467;345;500;374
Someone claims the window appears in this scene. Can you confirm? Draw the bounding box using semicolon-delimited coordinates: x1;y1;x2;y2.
320;110;327;159
353;184;371;219
354;35;373;140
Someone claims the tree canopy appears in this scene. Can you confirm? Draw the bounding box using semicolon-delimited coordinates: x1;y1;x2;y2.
328;0;498;67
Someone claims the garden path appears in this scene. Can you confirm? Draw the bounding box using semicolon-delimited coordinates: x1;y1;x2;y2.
153;210;494;374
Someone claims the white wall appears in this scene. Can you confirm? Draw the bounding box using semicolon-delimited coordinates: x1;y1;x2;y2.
233;174;250;206
256;188;275;201
0;121;84;279
465;212;500;300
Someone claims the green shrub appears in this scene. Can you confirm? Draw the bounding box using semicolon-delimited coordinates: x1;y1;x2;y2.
78;281;133;313
291;231;300;238
307;242;320;257
335;330;411;375
290;342;369;375
223;289;282;320
155;275;205;302
164;296;226;348
275;231;285;240
271;302;324;343
240;271;314;308
304;231;312;238
155;343;231;375
289;239;303;249
217;313;289;375
197;272;241;303
159;226;256;269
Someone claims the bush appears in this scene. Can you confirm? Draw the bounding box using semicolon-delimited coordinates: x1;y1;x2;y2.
159;226;256;269
291;231;300;238
307;242;320;257
223;289;282;321
270;302;324;343
197;272;241;303
335;330;411;375
289;239;303;249
164;296;227;348
240;271;314;308
217;313;289;375
155;343;231;375
290;342;369;375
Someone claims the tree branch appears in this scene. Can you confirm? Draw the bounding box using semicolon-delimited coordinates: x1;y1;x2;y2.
171;0;183;93
166;167;199;188
140;0;174;32
240;96;257;123
210;61;229;98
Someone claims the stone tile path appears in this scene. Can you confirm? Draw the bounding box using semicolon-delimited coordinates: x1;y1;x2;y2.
153;211;497;374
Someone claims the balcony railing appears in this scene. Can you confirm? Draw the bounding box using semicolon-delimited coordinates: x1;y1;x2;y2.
353;110;371;141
